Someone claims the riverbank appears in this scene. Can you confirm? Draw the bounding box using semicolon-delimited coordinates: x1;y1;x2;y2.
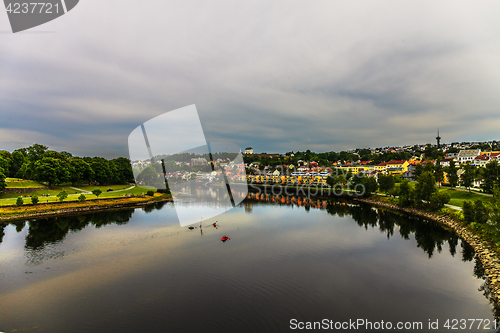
0;193;172;222
356;196;500;308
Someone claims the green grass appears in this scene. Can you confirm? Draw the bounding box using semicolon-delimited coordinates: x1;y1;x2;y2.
437;187;486;207
5;178;46;188
0;184;156;206
75;184;131;191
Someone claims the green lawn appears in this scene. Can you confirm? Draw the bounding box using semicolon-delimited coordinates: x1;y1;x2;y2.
75;184;131;191
0;184;156;206
5;178;46;188
437;187;487;207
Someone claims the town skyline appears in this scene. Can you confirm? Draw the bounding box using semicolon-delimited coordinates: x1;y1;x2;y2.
2;1;500;157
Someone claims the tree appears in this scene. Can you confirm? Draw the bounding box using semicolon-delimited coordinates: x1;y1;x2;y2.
57;190;68;202
429;191;450;211
363;176;378;195
423;161;435;173
462;201;475;224
488;186;500;227
460;163;474;192
350;173;365;194
16;197;23;206
415;171;436;203
69;158;94;185
481;160;499;194
9;150;26;178
112;157;135;184
398;179;415;207
447;160;459;187
378;174;395;192
326;174;347;188
414;163;424;179
25;144;48;179
92;188;102;198
90;157;112;184
0;168;6;191
34;157;69;187
0;156;10;176
31;195;39;205
78;194;86;202
474;199;489;224
136;165;159;186
434;159;444;186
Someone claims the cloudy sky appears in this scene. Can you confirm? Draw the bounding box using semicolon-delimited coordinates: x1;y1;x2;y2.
1;0;499;158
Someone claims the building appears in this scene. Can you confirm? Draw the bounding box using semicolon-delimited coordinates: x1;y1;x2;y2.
244;147;254;154
436;129;441;149
457;149;481;163
191;157;208;166
473;155;489;167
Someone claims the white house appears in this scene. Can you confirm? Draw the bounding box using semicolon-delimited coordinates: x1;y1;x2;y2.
457;149;481;163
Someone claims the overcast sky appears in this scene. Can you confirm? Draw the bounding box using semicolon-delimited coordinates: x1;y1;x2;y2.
1;0;499;158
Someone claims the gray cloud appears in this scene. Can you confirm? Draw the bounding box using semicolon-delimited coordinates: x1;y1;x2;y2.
1;0;500;157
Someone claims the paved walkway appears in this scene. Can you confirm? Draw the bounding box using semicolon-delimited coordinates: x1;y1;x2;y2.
68;186;91;194
69;184;136;194
445;204;462;211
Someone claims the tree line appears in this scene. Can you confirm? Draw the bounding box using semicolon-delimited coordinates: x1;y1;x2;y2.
0;144;134;189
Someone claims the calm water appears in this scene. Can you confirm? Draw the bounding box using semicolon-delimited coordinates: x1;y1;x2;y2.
0;194;496;333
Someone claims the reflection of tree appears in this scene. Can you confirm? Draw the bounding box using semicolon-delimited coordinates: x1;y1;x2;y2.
245;194;468;259
24;209;135;250
0;225;5;244
13;221;26;233
448;235;459;257
473;257;500;319
461;241;475;262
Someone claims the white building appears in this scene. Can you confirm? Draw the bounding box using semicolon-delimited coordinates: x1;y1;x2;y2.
457;149;481;163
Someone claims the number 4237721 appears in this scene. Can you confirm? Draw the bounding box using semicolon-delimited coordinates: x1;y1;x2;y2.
6;2;60;14
443;319;497;330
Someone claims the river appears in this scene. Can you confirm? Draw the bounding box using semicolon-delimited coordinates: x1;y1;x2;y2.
0;193;496;332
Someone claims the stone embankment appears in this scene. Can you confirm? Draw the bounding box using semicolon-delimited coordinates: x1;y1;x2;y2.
357;197;500;306
0;197;172;222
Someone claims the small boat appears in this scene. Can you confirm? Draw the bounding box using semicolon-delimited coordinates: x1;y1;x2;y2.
220;235;230;242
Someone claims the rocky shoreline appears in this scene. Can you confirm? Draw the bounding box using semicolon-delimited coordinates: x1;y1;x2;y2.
357;197;500;308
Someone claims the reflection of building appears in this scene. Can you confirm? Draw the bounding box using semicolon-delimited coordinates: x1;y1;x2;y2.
245;147;254;154
244;200;253;213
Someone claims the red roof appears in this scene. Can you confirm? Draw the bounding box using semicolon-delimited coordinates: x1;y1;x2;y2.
386;160;405;165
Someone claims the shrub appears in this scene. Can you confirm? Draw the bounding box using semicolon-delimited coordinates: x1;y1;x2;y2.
31;195;39;205
429;191;450;211
474;199;489;224
462;201;474;224
57;190;68;202
78;194;86;202
92;188;102;198
146;190;155;196
16;196;23;206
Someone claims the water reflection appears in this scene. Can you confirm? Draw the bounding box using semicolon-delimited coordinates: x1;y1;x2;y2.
0;202;171;253
0;193;497;331
245;192;499;318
